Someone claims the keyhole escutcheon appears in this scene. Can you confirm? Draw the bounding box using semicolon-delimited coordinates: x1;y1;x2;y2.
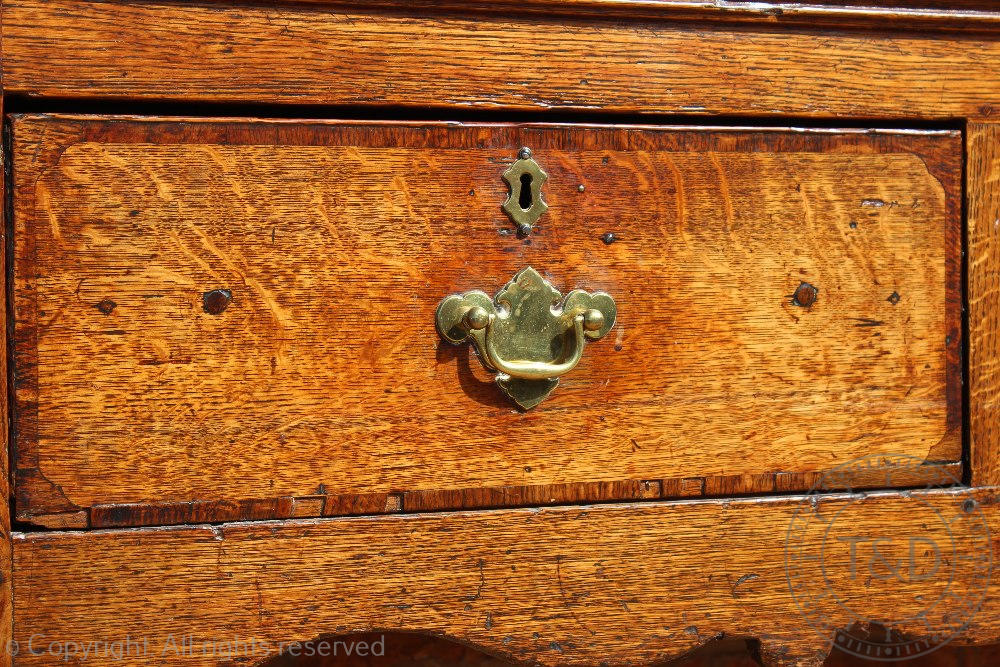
501;147;549;234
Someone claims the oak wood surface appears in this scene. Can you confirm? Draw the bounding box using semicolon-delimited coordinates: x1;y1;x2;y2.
0;81;12;667
48;462;966;529
969;121;1000;486
11;487;999;666
10;116;961;526
4;1;1000;119
189;0;1000;33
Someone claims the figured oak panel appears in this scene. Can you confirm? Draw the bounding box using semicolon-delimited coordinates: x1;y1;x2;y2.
11;488;1000;666
4;0;1000;118
11;116;961;522
969;121;1000;486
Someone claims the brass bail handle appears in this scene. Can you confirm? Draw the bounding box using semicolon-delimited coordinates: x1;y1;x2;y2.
436;267;616;409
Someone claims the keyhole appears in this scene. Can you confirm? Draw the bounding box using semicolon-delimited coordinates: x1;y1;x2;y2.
519;173;533;210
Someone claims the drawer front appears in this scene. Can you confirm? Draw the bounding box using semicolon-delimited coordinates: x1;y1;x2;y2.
11;116;961;525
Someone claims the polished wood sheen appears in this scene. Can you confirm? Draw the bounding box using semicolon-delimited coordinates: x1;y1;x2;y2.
11;116;961;525
0;87;12;667
12;488;1000;666
4;1;1000;119
187;0;1000;33
5;0;1000;662
969;121;1000;487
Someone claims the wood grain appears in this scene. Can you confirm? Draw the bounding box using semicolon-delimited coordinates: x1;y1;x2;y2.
41;462;962;529
12;487;1000;666
0;82;12;667
969;122;1000;486
4;1;1000;119
192;0;1000;33
10;116;962;525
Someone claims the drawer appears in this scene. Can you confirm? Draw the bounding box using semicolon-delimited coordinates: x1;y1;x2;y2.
10;115;962;527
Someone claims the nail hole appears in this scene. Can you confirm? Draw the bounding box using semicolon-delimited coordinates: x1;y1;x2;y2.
792;282;818;308
519;173;533;210
203;289;232;315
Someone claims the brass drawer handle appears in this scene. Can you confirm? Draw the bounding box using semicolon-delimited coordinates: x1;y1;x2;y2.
436;267;616;409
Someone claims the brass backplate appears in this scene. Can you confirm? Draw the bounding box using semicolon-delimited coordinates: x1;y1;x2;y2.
436;267;616;409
